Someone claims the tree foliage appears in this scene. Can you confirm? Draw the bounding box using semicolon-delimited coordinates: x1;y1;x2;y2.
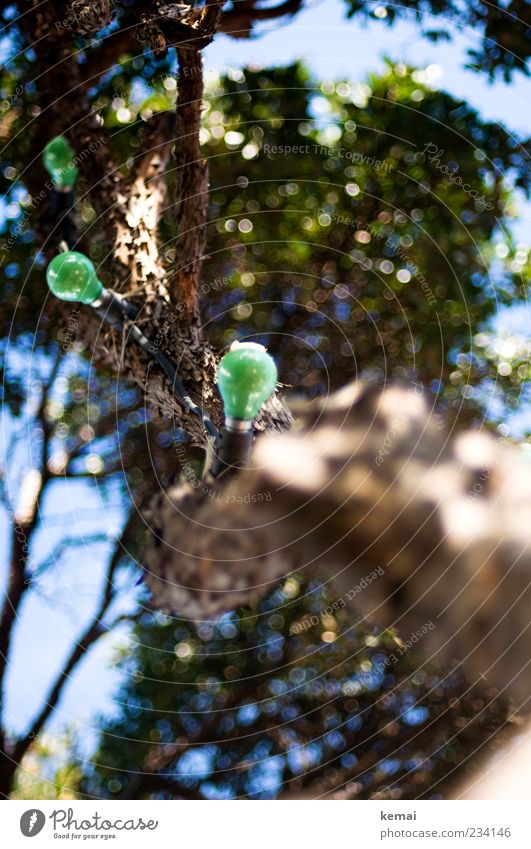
86;576;512;800
344;1;531;81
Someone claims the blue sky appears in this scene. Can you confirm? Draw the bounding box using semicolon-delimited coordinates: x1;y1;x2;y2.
2;0;530;766
209;0;531;134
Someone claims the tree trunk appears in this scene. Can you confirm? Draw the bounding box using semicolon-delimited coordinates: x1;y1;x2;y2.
144;381;531;707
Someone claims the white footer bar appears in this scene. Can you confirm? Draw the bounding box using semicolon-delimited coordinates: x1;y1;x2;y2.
4;800;530;848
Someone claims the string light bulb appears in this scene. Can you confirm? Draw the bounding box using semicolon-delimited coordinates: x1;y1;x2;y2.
212;341;277;476
217;341;278;424
46;251;103;305
43;135;78;189
45;251;219;440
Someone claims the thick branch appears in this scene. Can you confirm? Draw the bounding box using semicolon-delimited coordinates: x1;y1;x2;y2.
458;718;531;800
115;110;174;294
57;0;306;89
78;28;138;85
144;381;531;705
0;527;35;694
220;0;304;38
170;48;209;319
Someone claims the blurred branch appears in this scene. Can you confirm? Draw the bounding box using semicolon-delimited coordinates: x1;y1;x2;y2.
103;610;142;631
458;718;531;800
59;466;123;479
78;28;139;86
63;396;141;464
0;460;15;514
199;0;225;34
220;0;304;38
29;533;110;582
10;510;139;770
43;351;63;396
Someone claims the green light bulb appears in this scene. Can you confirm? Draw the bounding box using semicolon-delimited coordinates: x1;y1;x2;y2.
43;136;78;188
217;341;278;421
46;251;103;305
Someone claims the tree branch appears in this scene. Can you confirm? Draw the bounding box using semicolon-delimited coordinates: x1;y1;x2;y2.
169;48;209;320
77;28;139;86
29;534;110;581
219;0;304;38
10;510;138;769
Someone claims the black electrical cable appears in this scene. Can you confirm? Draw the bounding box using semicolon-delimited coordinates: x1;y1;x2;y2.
92;288;219;439
50;189;77;249
128;323;219;439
